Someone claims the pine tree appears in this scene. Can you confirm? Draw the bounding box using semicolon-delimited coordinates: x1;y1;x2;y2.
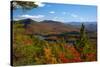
11;1;38;10
75;23;91;60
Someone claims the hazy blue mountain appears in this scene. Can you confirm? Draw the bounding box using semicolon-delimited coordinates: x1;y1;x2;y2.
66;22;97;32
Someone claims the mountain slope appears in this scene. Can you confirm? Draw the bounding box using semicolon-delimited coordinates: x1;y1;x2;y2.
13;19;79;35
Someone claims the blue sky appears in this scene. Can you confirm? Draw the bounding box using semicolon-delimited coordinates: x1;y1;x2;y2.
12;2;97;22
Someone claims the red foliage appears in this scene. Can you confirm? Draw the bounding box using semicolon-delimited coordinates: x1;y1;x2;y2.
58;52;70;63
23;39;33;45
70;57;81;62
64;45;82;62
86;53;96;61
64;45;80;57
61;57;70;63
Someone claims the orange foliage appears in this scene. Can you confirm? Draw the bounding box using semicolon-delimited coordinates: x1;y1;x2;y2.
44;47;57;64
23;39;33;45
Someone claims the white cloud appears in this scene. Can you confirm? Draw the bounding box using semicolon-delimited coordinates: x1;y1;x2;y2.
80;17;86;21
54;17;58;19
20;14;45;19
49;11;55;14
69;13;85;21
34;2;45;7
52;17;65;22
71;14;78;18
13;14;45;21
53;17;59;21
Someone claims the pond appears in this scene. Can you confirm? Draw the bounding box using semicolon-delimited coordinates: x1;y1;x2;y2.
34;34;76;45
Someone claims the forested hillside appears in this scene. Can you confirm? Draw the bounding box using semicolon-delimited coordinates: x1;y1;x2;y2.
12;19;97;66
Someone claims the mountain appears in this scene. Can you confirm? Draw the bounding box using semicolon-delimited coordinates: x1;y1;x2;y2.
85;23;97;32
66;22;97;32
13;18;37;24
40;20;63;24
13;19;97;35
15;19;79;35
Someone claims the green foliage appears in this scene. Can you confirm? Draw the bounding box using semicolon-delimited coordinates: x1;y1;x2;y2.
11;1;38;10
75;23;96;60
13;36;45;65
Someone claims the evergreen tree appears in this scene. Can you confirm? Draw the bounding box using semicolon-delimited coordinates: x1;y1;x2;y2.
75;23;91;60
11;1;38;10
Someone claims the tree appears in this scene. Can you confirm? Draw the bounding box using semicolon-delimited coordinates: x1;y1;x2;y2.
11;1;38;10
75;23;91;60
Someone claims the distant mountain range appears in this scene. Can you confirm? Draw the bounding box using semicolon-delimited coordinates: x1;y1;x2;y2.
13;18;97;35
66;22;97;32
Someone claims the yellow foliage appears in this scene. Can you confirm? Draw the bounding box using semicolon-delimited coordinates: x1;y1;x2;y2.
51;57;57;64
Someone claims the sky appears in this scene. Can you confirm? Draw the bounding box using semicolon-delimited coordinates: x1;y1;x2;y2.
12;2;97;23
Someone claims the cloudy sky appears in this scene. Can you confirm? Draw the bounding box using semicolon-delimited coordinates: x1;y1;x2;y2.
12;2;97;22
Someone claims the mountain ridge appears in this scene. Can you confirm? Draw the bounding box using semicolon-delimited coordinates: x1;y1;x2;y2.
13;18;97;34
